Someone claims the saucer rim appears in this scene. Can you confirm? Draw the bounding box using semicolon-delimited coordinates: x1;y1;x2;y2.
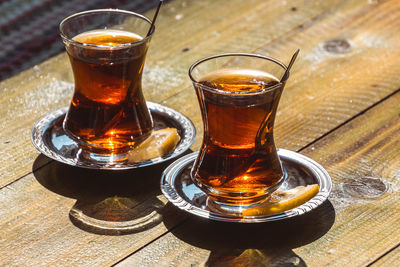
31;102;196;170
161;149;332;223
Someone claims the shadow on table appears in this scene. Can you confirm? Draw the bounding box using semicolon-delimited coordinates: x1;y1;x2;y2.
32;153;186;235
163;200;335;266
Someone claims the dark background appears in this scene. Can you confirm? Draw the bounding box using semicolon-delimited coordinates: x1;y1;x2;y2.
0;0;160;81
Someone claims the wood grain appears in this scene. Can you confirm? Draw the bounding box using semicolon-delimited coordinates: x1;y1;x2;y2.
116;79;400;267
292;95;400;266
0;159;185;266
143;0;348;101
0;54;72;188
160;0;400;152
371;246;400;267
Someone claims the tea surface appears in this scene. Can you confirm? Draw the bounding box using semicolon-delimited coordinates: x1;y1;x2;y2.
73;29;143;46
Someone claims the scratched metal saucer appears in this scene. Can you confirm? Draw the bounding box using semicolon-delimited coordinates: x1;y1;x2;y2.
161;149;332;223
31;102;196;170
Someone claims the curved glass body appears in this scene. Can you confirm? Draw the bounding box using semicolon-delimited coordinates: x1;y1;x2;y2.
60;9;154;161
189;53;289;210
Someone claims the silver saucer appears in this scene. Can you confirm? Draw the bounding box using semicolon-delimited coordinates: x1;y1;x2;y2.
31;102;196;170
161;149;332;223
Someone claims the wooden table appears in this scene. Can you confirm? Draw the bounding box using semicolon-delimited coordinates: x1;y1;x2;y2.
1;0;399;266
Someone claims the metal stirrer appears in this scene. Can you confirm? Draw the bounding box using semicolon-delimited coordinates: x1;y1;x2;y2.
146;0;164;37
281;49;300;82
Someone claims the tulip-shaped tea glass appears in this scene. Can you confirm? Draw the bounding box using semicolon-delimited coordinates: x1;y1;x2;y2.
60;9;154;163
189;53;289;212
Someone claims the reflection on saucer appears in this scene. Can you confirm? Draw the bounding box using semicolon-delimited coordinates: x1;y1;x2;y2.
161;150;332;223
70;195;166;235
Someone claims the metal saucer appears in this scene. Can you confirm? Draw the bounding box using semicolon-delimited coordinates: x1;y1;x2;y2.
31;102;196;170
161;149;332;223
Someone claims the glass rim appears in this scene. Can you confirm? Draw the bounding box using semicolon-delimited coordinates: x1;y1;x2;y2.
188;53;289;95
59;9;155;49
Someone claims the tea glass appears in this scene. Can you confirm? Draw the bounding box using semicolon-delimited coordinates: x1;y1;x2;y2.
59;9;154;163
189;53;289;212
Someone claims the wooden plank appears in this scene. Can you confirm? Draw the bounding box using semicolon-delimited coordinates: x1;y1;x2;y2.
265;0;400;149
371;246;400;267
0;0;347;188
143;0;347;102
0;54;72;188
116;81;400;267
0;158;186;266
291;108;400;264
161;0;400;152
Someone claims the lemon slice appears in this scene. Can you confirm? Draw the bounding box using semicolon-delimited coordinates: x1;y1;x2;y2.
242;184;319;216
127;128;180;163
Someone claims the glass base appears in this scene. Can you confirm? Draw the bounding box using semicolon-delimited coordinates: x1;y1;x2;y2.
193;167;288;213
78;149;129;165
206;198;263;215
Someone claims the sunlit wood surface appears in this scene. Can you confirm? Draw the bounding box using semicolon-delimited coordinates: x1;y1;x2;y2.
1;0;400;266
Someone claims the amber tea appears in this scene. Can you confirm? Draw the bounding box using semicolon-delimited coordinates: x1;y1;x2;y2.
63;29;152;154
60;10;154;159
189;54;289;209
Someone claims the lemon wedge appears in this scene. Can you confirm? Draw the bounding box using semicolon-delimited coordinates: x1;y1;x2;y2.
242;184;319;216
127;128;180;163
